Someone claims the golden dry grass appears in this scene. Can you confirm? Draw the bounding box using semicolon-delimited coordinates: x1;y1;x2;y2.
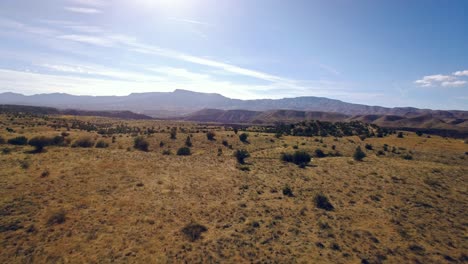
0;114;467;263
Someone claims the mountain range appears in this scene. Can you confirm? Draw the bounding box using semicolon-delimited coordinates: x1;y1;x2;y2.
1;89;467;136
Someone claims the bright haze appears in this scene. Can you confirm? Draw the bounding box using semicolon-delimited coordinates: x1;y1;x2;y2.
0;0;467;110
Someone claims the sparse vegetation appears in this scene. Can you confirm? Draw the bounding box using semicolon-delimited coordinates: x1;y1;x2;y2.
239;133;249;143
206;131;216;141
95;140;109;148
28;136;53;152
133;136;149;151
72;137;95;148
47;210;66;225
8;136;28;146
185;136;192;147
177;147;191;156
281;150;311;167
353;146;366;161
315;194;334;211
234;149;250;164
181;223;208;242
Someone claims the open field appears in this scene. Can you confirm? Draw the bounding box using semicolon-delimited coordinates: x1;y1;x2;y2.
0;114;467;263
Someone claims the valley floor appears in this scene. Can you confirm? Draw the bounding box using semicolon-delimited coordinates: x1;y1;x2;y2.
0;116;467;263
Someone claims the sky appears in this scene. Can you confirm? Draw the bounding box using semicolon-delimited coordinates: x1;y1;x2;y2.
0;0;467;110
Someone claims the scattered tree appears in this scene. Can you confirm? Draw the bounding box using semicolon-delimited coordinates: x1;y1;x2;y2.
170;127;177;139
234;149;250;164
239;133;249;143
185;136;192;147
133;136;149;151
206;131;216;141
353;146;366;161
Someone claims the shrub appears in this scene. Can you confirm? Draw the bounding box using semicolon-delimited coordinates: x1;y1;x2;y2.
41;169;50;178
8;136;28;145
47;210;66;226
397;132;404;138
0;136;5;144
51;135;66;146
416;131;423;136
72;137;95;148
177;147;191;156
28;136;53;152
314;194;334;211
281;151;312;167
239;133;249;143
314;149;326;158
181;223;207;242
2;148;11;155
281;153;294;163
170;127;177;139
159;141;165;147
233;128;238;134
282;185;294;197
234;149;250;164
353;146;366;161
133;136;149;151
185;136;192;147
222;140;229;147
162;149;171;155
402;154;413;160
365;144;373;150
95;140;109;148
206;131;216;141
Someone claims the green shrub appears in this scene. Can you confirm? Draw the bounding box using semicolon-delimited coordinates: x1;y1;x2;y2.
365;144;373;150
28;136;53;152
95;140;109;148
397;132;404;138
177;147;191;156
353;146;366;161
8;136;28;145
239;133;249;143
314;194;334;211
133;136;149;151
206;131;216;141
51;135;66;146
72;137;95;148
234;149;250;164
222;140;229;147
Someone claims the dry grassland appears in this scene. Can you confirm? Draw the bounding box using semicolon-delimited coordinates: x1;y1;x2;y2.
0;114;467;263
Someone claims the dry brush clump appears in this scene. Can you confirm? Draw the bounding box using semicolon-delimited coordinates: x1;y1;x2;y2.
281;150;312;167
133;136;149;151
72;137;95;148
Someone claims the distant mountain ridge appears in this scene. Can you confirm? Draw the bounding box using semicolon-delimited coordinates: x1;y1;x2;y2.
1;89;466;119
0;104;152;120
180;108;468;137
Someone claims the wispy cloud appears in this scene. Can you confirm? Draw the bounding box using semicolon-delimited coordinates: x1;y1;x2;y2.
69;0;106;7
58;34;113;46
453;70;468;77
415;71;467;88
168;17;214;27
64;6;102;14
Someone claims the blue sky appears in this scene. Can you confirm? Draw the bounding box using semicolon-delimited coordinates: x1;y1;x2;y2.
0;0;467;109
